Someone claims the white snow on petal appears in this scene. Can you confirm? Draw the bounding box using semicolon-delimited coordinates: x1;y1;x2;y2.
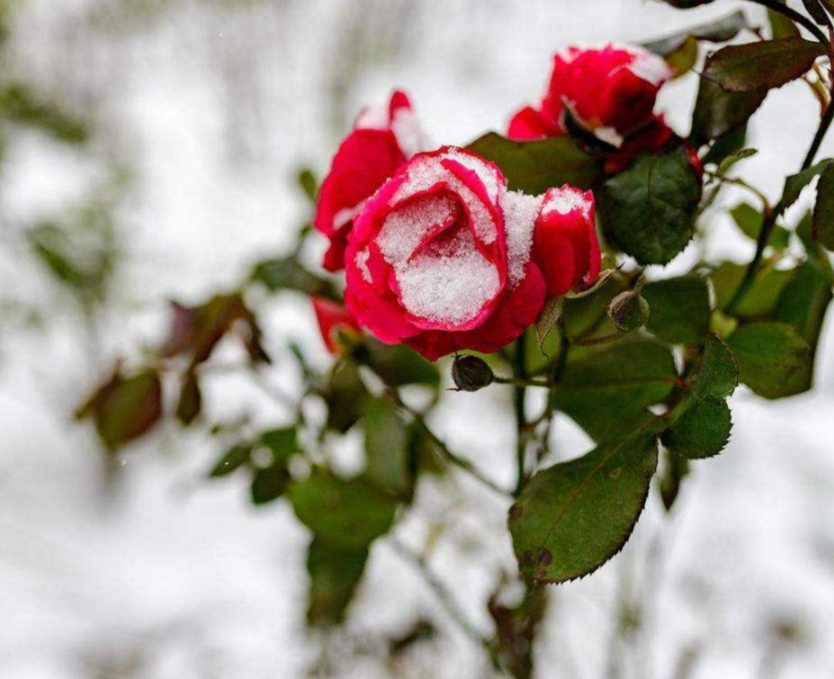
378;194;457;262
444;148;503;203
501;190;542;288
542;186;593;218
394;229;500;325
391;107;428;158
391;151;499;245
624;48;673;85
356;248;372;284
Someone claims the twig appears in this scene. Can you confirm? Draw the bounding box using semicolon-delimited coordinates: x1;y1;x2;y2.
390;391;514;499
748;0;830;47
389;538;503;669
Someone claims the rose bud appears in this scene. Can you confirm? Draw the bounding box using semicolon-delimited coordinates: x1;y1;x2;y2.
608;288;650;333
451;355;494;392
312;297;361;355
508;45;673;147
532;186;600;297
344;147;550;361
314;91;426;272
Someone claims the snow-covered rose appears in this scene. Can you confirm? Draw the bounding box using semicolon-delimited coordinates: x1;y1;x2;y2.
508;45;673;149
314;91;426;272
343;147;599;361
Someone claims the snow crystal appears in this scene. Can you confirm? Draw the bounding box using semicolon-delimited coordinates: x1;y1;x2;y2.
501;190;542;287
394;228;500;325
444;148;501;203
378;194;458;262
392;150;499;245
542;187;592;218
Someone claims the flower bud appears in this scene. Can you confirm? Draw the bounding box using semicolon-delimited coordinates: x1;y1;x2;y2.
451;355;494;392
608;289;650;333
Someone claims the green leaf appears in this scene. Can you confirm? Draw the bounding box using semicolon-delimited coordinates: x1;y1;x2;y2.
509;431;658;583
561;273;629;343
711;261;794;320
175;372;201;426
554;340;678;442
598;148;702;265
658;448;689;512
535;297;564;350
726;322;812;398
717;147;758;175
729;203;790;249
260;427;299;462
768;4;801;39
77;371;163;451
694;334;739;399
251;464;291;504
0;82;90;144
324;361;370;433
783;159;833;209
358;339;440;387
773;259;833;350
466;132;603;194
297;168;318;203
251;256;337;299
289;471;398;550
361;398;411;495
642;276;710;345
643;10;747;56
701;124;749;167
306;538;368;627
662;397;732;459
209;443;252;477
702;38;825;92
692;78;767;142
812;163;834;250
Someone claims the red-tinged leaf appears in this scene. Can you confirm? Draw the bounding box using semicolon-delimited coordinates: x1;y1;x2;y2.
702;38;826;92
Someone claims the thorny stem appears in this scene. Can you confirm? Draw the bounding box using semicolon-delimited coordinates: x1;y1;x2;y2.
390;390;514;499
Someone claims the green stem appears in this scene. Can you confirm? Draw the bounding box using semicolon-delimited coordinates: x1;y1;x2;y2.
391;391;514;498
513;334;529;497
494;375;550;388
728;96;834;313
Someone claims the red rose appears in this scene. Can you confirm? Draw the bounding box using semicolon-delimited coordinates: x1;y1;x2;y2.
509;45;673;147
533;186;599;297
314;91;426;272
343;147;599;361
312;297;361;355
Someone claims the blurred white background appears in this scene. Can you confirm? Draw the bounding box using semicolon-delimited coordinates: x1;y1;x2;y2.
1;0;833;677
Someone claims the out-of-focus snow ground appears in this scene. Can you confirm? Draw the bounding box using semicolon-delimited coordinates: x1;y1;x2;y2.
1;1;833;677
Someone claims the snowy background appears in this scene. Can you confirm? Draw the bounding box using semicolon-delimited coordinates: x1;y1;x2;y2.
1;0;833;677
